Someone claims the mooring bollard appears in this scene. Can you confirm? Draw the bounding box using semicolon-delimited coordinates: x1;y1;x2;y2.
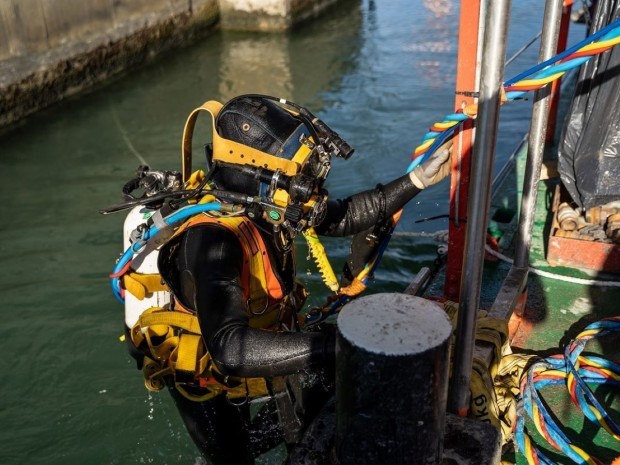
335;293;452;465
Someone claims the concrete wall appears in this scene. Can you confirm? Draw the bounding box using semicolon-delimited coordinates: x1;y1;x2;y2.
0;0;341;128
219;0;340;31
0;0;219;60
0;0;219;127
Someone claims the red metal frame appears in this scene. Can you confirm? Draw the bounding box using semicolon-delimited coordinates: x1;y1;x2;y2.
546;0;574;143
444;0;482;301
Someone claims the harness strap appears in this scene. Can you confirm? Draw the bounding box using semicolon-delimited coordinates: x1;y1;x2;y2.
139;308;201;334
132;307;270;401
128;213;302;402
172;214;286;314
174;333;204;374
123;272;169;300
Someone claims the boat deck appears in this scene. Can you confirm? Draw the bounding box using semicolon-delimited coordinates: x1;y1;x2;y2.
445;136;620;463
504;141;620;464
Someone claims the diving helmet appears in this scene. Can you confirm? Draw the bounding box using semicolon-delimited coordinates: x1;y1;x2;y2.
204;94;354;235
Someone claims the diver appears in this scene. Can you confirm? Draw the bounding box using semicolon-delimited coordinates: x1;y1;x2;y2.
118;94;453;464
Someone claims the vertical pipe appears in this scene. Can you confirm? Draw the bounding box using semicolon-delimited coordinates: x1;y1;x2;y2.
445;0;483;301
513;0;563;269
447;0;511;416
335;294;452;464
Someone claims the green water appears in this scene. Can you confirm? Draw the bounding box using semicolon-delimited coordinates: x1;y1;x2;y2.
0;1;585;463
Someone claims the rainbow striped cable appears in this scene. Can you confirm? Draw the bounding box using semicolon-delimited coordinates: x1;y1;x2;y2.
410;18;620;170
515;317;620;465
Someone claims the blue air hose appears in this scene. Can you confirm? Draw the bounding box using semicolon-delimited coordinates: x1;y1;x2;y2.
110;202;223;302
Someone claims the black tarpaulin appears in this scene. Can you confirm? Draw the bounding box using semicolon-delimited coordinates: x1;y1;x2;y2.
558;0;620;211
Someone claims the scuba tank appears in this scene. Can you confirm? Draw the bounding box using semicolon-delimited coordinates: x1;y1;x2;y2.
122;205;171;328
113;166;182;327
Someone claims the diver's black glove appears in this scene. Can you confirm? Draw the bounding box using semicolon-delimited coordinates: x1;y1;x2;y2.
305;322;337;381
410;140;453;189
319;322;337;385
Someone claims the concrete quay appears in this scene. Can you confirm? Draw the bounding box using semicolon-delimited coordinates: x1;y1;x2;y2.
0;0;340;128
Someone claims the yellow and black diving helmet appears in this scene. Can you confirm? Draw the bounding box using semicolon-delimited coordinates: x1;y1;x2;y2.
183;94;354;237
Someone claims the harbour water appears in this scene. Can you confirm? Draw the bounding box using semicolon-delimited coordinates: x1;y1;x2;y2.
0;1;585;463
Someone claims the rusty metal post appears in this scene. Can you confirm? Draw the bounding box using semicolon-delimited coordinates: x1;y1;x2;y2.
513;0;564;270
444;0;484;301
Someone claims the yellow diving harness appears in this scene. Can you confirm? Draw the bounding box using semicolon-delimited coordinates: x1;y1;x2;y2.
128;200;307;402
111;97;358;403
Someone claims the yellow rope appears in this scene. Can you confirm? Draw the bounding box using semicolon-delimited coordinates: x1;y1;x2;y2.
303;227;339;292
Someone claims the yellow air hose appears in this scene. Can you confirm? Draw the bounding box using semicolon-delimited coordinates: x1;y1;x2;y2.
303;227;339;292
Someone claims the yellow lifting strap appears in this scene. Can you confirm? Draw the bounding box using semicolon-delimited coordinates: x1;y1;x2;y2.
443;301;537;446
123;272;169;300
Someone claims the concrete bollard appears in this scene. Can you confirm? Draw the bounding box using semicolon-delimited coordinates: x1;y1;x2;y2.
335;293;452;465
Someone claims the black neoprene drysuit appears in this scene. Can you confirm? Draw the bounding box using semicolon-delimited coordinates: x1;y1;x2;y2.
141;173;420;464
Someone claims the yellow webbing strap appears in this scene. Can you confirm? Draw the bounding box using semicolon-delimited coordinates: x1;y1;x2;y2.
174;333;203;373
443;301;537;446
470;356;503;432
123;272;169;300
143;355;171;391
182;101;222;182
131;308;201;392
132;307;270;402
475;315;508;379
139;309;202;334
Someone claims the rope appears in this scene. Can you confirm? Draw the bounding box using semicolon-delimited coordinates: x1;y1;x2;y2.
394;230;620;288
506;31;542;67
410;19;620;169
484;245;620;288
515;317;620;465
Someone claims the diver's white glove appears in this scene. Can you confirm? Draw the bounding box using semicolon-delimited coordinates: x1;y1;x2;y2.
409;140;453;189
